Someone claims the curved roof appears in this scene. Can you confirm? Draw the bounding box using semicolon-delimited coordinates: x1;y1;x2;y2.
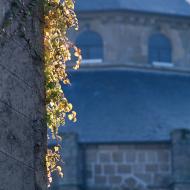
75;0;190;17
61;69;190;143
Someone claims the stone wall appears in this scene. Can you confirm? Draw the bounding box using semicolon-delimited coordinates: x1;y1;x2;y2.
50;133;83;190
70;12;190;70
85;144;171;190
0;1;46;189
171;130;190;190
54;130;190;190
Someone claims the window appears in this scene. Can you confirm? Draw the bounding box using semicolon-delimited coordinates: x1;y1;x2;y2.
76;31;103;62
148;33;172;65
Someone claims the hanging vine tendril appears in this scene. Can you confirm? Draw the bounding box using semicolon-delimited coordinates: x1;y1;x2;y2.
44;0;81;187
0;0;81;187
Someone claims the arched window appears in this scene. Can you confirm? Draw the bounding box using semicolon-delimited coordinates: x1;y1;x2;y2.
76;31;103;61
148;33;172;64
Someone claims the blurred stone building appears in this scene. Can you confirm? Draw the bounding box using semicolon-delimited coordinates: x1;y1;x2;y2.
50;1;190;190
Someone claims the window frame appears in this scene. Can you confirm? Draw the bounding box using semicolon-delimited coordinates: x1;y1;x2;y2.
76;30;104;63
148;33;172;66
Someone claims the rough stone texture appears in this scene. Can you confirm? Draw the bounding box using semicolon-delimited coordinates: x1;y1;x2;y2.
53;132;190;190
171;129;190;190
84;144;172;190
69;11;190;71
0;1;47;189
0;151;35;190
50;133;82;190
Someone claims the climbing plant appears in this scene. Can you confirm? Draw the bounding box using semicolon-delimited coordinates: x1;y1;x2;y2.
44;0;81;187
0;0;81;187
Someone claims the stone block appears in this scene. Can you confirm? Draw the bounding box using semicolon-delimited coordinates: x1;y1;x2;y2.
87;169;93;179
95;176;107;185
125;151;136;163
108;176;122;184
56;185;81;190
104;164;115;175
147;151;157;163
159;164;170;172
171;129;190;189
99;152;111;163
173;184;190;190
87;187;110;190
137;151;146;162
58;133;82;188
86;149;98;163
99;145;119;151
135;173;152;184
133;164;145;173
153;174;171;186
124;177;137;188
95;165;102;175
145;164;159;172
117;164;131;174
157;151;170;163
112;151;124;163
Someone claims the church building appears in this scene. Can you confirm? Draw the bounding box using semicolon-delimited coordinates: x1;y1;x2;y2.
50;1;190;190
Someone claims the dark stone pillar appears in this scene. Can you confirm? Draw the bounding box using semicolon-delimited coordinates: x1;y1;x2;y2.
171;129;190;190
56;133;82;190
0;1;46;189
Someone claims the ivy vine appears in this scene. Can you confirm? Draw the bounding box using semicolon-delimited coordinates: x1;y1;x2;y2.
0;0;81;187
44;0;81;186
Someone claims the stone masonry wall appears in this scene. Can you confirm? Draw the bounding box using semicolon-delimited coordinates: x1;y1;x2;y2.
70;12;190;70
85;144;171;190
171;130;190;190
54;132;190;190
0;1;47;189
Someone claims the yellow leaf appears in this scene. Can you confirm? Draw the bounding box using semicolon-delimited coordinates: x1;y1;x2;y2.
57;166;62;172
54;146;59;152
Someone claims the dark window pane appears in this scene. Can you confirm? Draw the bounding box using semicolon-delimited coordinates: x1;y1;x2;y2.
81;47;90;59
76;31;103;60
149;49;159;62
148;33;172;64
160;49;171;62
89;47;103;59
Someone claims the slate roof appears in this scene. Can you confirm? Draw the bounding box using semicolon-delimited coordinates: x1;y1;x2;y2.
75;0;190;17
60;69;190;143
